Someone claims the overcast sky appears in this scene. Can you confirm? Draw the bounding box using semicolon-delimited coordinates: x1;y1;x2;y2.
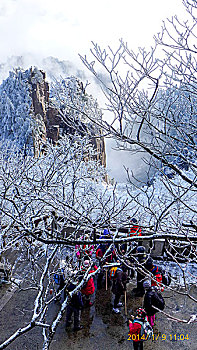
0;0;184;66
0;0;185;182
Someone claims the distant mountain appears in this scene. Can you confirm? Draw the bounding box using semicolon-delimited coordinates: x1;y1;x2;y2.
0;55;87;84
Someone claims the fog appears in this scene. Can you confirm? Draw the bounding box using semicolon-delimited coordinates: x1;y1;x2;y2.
0;0;186;183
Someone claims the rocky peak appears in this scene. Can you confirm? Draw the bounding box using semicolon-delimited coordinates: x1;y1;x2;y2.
28;68;106;167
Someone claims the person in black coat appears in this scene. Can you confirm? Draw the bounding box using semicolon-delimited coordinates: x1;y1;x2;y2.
65;282;84;331
143;279;164;327
112;266;128;314
132;246;147;297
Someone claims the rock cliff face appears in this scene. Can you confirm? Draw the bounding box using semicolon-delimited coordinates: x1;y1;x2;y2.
28;68;106;167
28;69;48;156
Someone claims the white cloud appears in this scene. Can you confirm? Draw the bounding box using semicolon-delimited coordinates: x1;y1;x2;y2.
0;0;184;64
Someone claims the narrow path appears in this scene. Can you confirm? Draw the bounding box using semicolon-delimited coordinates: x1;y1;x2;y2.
0;281;20;312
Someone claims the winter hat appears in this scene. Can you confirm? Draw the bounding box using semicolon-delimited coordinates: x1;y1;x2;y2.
71;280;78;286
103;228;109;235
131;218;138;224
135;307;147;319
145;257;153;269
136;246;145;254
143;279;151;289
83;260;90;267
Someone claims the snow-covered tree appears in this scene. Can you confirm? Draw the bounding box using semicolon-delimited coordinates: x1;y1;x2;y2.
0;135;134;349
0;68;34;155
80;0;197;235
78;0;197;328
0;134;196;349
50;76;103;133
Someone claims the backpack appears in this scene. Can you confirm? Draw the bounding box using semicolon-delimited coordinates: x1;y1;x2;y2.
158;267;171;286
71;291;84;309
162;273;171;286
109;267;118;280
152;287;165;311
53;273;62;285
133;319;153;341
162;271;171;286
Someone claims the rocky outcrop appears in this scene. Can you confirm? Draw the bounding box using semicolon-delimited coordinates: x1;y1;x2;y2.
90;133;106;168
30;70;49;119
29;68;106;167
28;68;48;156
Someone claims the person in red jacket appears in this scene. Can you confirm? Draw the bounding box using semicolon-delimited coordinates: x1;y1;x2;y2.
151;266;163;291
128;308;147;350
75;235;94;266
128;218;142;237
145;258;164;291
81;260;98;306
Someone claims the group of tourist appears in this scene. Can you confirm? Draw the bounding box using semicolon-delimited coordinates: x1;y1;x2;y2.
54;218;168;349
